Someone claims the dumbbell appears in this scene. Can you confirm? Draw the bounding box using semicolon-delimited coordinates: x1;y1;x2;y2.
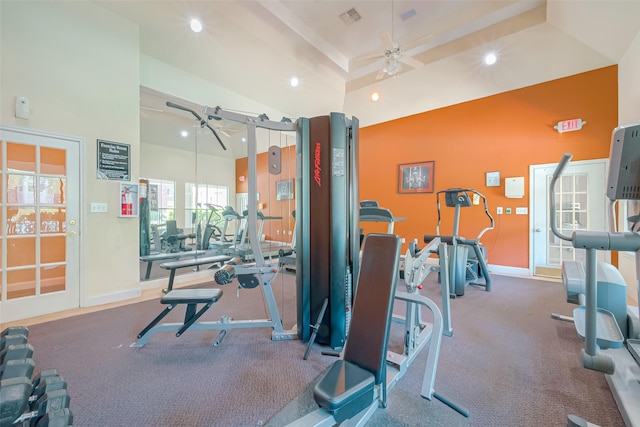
1;326;29;339
30;374;68;411
0;376;33;426
1;343;35;365
0;333;28;352
35;408;74;427
1;358;35;381
32;388;72;424
5;386;72;427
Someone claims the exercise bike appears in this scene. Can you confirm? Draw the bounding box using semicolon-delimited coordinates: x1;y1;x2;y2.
426;188;494;297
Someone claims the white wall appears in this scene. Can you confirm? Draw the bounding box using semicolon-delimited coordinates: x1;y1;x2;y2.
1;1;140;305
617;30;640;306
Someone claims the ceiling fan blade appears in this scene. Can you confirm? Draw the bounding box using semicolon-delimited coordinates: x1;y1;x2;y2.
376;69;387;80
399;55;424;70
400;34;434;53
378;30;394;49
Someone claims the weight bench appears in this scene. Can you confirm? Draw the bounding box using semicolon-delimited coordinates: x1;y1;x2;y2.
132;259;297;348
159;255;231;293
287;233;467;426
135;289;223;341
139;250;207;280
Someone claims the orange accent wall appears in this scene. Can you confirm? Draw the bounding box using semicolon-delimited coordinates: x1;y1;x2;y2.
237;66;618;268
235;145;296;241
360;66;618;268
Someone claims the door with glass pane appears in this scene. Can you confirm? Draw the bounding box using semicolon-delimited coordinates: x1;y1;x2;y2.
0;126;80;323
531;159;607;277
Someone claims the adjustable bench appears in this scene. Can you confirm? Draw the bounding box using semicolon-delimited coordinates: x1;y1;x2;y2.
139;250;207;280
159;255;232;293
287;234;468;426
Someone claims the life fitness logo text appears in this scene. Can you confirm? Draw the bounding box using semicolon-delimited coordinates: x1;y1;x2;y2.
314;142;322;187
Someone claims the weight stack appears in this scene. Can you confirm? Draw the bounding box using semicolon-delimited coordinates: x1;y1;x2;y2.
296;113;360;349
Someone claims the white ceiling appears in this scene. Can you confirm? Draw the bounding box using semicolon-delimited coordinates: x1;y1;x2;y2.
94;1;640;159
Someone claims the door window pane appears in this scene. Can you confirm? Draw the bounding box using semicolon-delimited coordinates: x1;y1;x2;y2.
7;142;36;173
7;237;36;267
7;174;35;204
40;177;66;204
7;268;36;299
40;147;66;175
40;208;66;234
41;236;65;264
6;207;36;236
41;265;66;294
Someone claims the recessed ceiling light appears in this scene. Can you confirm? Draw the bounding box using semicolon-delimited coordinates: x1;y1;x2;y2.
370;92;380;102
484;53;497;65
190;18;203;33
180;130;189;138
290;76;299;88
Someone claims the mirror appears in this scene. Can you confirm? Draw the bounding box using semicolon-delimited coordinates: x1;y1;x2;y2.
139;87;296;283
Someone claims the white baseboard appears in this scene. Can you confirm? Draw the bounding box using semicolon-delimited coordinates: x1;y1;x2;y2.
140;269;214;290
488;264;531;277
84;287;142;307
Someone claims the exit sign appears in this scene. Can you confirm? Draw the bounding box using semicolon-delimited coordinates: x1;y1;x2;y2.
555;118;586;133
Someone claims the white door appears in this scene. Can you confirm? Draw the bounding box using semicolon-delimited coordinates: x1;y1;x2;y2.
0;126;81;323
531;159;608;277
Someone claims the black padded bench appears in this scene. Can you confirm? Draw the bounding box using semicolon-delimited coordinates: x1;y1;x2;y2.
313;233;400;423
160;255;231;293
136;289;223;340
139;250;207;280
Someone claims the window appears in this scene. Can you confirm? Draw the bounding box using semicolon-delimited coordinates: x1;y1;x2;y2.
147;179;175;228
185;183;229;229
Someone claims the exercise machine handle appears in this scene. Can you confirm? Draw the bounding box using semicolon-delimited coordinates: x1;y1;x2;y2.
165;101;227;151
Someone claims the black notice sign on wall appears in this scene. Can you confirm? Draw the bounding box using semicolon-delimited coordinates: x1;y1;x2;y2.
97;140;130;180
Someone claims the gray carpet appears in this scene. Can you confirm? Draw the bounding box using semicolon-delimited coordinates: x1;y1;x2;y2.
21;272;625;426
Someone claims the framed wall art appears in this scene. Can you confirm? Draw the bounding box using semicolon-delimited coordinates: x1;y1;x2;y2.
398;161;435;194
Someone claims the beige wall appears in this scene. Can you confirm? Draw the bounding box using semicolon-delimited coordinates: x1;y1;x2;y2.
1;1;141;305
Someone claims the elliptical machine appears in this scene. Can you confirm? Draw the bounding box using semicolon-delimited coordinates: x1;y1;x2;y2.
426;188;494;297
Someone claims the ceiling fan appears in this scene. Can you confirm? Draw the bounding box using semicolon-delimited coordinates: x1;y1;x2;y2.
353;2;432;80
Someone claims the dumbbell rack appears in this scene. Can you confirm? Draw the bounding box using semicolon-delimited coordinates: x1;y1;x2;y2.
0;326;73;427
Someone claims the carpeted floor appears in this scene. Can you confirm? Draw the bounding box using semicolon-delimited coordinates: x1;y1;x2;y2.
20;271;625;426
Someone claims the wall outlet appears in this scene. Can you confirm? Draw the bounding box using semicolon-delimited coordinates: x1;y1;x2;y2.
496;207;503;215
516;207;528;215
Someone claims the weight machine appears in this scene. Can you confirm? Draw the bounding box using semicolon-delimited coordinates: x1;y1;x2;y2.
133;104;297;347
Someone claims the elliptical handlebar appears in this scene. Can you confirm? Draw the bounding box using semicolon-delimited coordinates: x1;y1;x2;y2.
549;153;574;242
435;188;494;240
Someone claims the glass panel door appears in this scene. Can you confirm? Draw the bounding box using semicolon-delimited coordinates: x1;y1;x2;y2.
1;127;80;323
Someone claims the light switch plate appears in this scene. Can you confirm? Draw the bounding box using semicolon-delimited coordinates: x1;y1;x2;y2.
486;171;500;187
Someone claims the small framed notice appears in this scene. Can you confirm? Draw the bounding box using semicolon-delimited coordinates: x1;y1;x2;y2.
97;140;130;180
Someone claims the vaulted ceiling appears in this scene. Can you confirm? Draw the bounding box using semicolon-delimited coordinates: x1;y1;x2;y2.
95;1;640;158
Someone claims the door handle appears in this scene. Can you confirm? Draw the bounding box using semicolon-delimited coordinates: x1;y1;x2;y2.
535;228;541;232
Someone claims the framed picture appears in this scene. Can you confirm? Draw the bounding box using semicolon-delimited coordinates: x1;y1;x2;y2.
398;161;435;194
276;178;294;201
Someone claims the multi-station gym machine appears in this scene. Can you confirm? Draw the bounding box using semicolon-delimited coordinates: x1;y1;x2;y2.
295;114;360;350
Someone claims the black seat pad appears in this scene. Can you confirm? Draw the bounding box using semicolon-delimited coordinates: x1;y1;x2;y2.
161;289;223;305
